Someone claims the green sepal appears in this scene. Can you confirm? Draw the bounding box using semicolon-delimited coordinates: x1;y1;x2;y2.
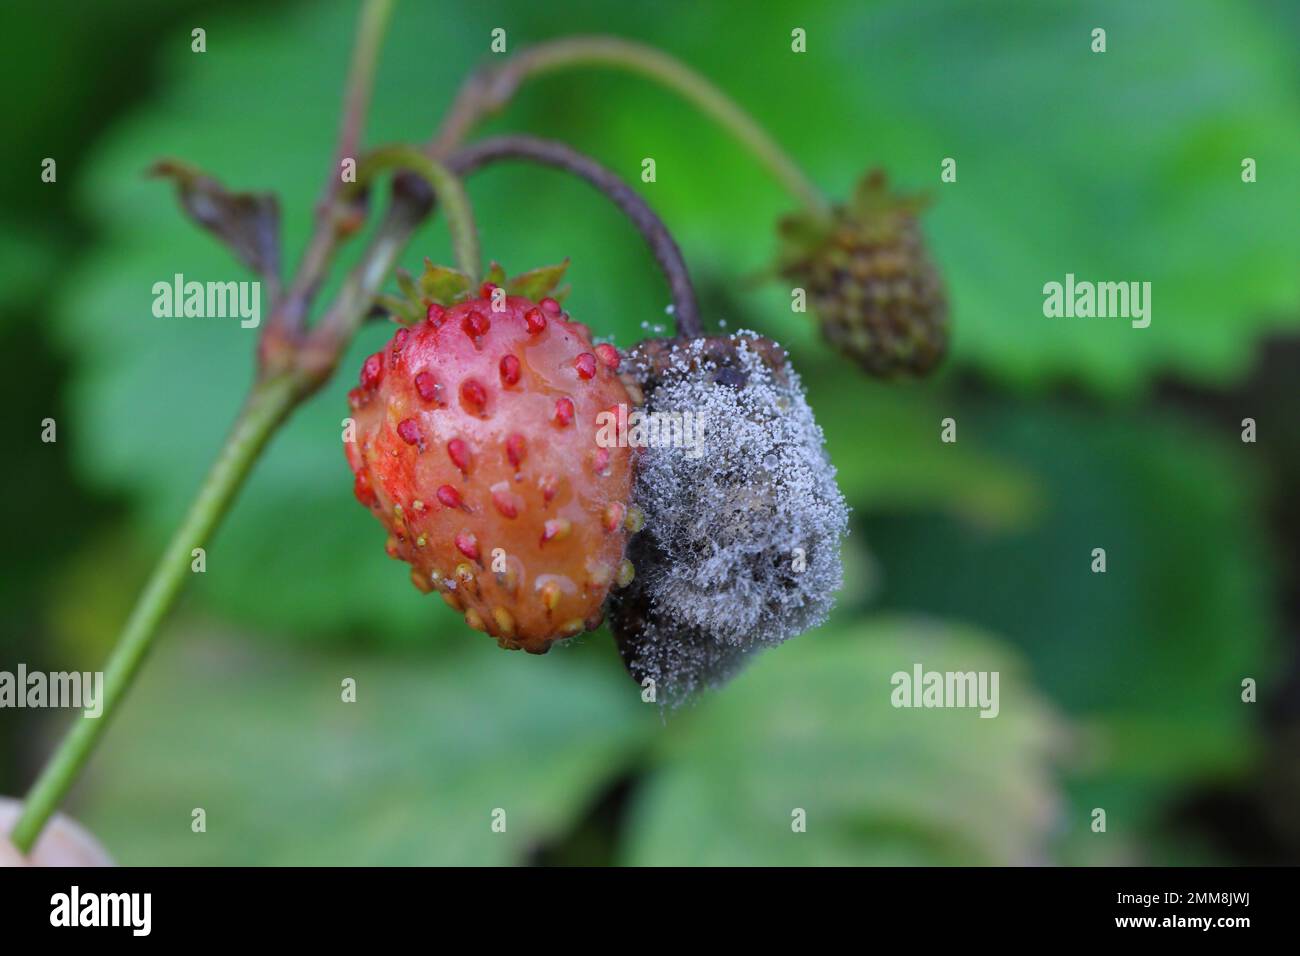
505;259;570;301
386;258;574;315
775;169;933;274
419;259;474;306
395;267;419;304
850;169;929;220
776;210;833;264
375;293;423;325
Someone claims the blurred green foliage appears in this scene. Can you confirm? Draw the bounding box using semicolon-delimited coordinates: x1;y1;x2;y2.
3;0;1297;865
623;618;1064;866
82;617;1060;866
80;630;651;865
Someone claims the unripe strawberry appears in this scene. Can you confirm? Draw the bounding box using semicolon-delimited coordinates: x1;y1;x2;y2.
346;263;636;654
610;333;848;703
779;169;948;378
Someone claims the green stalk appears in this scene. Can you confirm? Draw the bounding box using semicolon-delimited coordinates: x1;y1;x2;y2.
9;374;303;853
333;0;395;178
431;35;831;222
9;0;406;856
9;180;437;851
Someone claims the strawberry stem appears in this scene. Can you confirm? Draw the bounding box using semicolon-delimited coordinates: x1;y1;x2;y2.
330;0;395;206
10;0;407;856
11;152;437;856
8;374;304;854
266;0;395;347
430;35;832;224
348;145;482;281
449;135;701;338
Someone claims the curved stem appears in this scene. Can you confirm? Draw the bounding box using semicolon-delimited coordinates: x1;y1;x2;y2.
449;136;701;338
351;145;481;280
9;374;304;854
430;36;831;223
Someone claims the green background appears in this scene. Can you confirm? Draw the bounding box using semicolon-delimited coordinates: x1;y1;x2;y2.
1;0;1297;865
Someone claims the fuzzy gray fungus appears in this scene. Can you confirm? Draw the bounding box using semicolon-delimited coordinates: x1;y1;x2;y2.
611;333;849;704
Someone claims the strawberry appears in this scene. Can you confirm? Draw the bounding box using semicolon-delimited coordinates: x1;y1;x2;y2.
345;261;637;654
610;333;848;704
778;169;948;378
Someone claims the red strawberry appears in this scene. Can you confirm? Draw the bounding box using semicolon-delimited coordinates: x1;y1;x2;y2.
345;275;636;654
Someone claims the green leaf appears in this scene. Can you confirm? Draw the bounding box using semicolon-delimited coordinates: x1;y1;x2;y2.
803;360;1043;529
79;630;652;865
818;1;1300;392
622;617;1066;865
862;400;1274;829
